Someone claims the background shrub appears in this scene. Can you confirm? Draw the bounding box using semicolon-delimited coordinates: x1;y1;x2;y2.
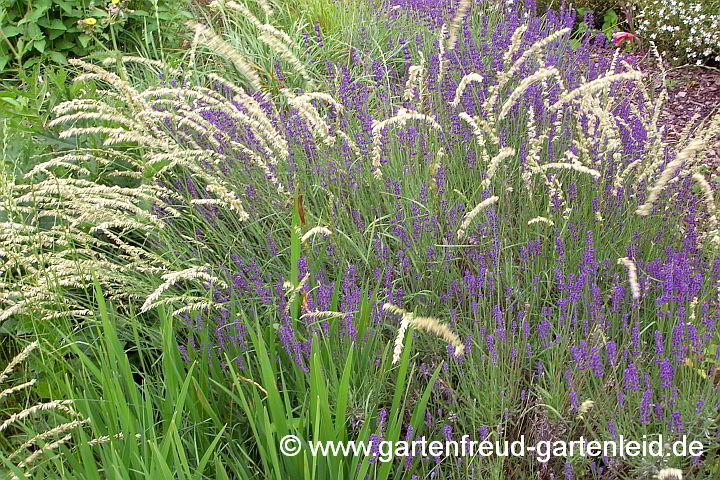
533;0;624;19
634;0;720;65
0;0;191;75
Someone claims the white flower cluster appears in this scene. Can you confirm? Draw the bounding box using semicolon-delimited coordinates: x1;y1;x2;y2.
635;0;720;64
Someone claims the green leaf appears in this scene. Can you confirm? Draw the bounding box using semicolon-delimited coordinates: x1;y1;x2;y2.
48;29;65;41
77;34;91;49
193;424;227;480
55;0;75;14
33;39;46;53
2;26;22;37
334;346;353;439
25;7;49;24
0;54;8;72
26;23;42;39
47;19;67;30
603;9;618;27
23;56;41;69
54;38;75;51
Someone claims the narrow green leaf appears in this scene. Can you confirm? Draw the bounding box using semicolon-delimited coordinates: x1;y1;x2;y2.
334;346;354;439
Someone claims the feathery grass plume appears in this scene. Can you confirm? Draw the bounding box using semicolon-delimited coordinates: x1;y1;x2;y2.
257;22;300;57
482;147;515;188
171;302;220;318
446;0;471;52
501;24;528;69
0;379;37;401
546;176;570;219
691;173;719;245
498;67;560;121
67;59;141;109
635;137;706;216
205;183;250;220
301;226;331;244
0;341;108;479
185;27;203;83
215;0;263;28
458;112;480;133
334;130;360;155
617;257;640;300
371;108;442;136
459;112;495;166
484;28;570;121
392;314;412;365
0;341;38;385
410;316;464;357
141;266;228;313
14;434;73;473
371;108;443;179
504;27;569;81
613;159;642;195
100;56;183;77
293;92;344;113
300;310;347;320
689;297;699;323
620;46;668;166
656;469;683;480
383;303;413;364
383;303;412;365
576;399;595;419
548;71;644;114
384;304;464;363
284;273;310;313
282;88;337;146
404;51;426;104
255;0;273;17
538;162;601;178
383;303;411;319
692;173;717;218
191;79;289;161
85;432;142;447
457;196;499;240
0;400;82;434
450;73;483;109
436;24;447;84
8;419;91;463
0;166;176;321
523;107;543;192
258;31;311;84
527;216;555;227
186;21;262;90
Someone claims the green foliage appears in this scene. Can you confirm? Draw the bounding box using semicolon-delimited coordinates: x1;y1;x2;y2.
533;0;624;19
569;7;624;51
0;0;192;75
0;64;82;180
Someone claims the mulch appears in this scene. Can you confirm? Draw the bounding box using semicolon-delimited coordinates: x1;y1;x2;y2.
588;46;720;175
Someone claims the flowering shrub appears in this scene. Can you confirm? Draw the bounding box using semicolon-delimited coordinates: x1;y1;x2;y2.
635;0;720;64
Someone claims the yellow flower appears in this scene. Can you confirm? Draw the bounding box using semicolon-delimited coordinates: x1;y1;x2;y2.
83;18;97;25
111;0;120;4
